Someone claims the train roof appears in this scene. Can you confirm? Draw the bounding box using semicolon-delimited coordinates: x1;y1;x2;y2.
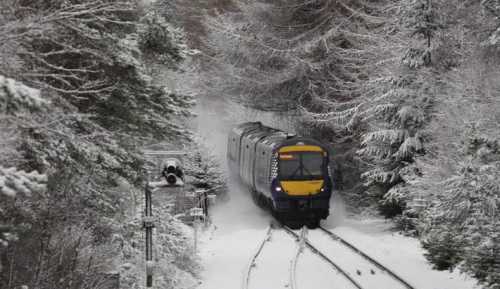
233;122;330;154
276;136;331;155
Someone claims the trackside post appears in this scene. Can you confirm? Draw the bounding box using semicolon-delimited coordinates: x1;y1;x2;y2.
142;149;186;288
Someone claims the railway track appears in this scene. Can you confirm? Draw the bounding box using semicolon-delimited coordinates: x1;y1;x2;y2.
314;226;416;289
290;227;307;289
242;225;273;289
283;226;364;289
244;224;415;289
243;224;302;289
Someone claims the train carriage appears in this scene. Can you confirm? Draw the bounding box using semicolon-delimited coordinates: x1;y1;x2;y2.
227;122;333;228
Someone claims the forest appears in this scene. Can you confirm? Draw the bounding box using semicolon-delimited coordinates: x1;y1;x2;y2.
1;0;499;288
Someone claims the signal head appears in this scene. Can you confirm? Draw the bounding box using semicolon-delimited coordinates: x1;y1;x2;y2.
166;173;177;185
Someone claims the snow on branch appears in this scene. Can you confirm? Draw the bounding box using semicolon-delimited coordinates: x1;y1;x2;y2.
0;166;47;197
0;1;140;98
0;75;48;112
299;103;361;127
362;129;406;145
361;167;397;185
394;135;423;159
41;1;136;24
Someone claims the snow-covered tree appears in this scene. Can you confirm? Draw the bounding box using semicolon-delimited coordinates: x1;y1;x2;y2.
200;0;384;112
414;36;500;285
184;144;228;200
2;0;194;141
401;0;440;67
0;1;198;287
0;166;47;249
350;0;444;217
482;0;500;49
0;77;48;250
357;70;431;217
420;134;500;286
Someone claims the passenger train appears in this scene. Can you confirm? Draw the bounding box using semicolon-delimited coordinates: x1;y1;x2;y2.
227;122;333;228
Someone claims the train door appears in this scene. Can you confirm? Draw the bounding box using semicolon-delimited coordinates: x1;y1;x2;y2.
248;132;270;189
233;122;261;167
240;136;251;185
227;130;238;162
255;141;269;194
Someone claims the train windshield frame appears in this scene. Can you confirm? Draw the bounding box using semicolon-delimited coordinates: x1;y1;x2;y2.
278;151;324;181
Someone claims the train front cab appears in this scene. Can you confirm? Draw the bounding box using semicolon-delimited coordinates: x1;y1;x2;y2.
270;140;333;227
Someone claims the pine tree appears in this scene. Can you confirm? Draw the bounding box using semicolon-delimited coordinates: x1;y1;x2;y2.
416;99;500;285
0;77;47;247
401;0;440;67
357;72;430;217
421;223;463;270
354;0;442;217
463;219;500;288
0;1;197;287
0;166;47;247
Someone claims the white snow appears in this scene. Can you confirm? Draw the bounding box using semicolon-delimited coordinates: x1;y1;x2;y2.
193;97;284;289
0;166;47;197
296;249;357;289
323;218;481;289
0;75;47;108
196;194;481;289
196;177;272;289
307;229;406;289
247;229;296;289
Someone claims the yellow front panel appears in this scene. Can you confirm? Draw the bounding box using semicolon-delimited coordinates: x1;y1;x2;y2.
279;145;323;153
280;180;324;196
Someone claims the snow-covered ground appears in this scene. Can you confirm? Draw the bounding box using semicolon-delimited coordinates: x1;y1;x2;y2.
324;218;480;289
195;177;271;289
197;193;481;289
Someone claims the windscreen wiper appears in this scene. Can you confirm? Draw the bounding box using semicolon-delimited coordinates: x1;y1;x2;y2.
289;165;301;180
302;165;314;179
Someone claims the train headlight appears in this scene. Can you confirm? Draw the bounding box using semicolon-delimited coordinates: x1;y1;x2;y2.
320;187;325;193
275;186;282;192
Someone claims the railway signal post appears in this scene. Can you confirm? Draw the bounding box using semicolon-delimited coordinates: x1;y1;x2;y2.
142;150;186;288
144;184;154;287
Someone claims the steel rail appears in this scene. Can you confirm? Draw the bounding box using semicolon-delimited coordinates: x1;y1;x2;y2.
242;225;273;289
290;227;307;289
318;226;416;289
283;226;364;289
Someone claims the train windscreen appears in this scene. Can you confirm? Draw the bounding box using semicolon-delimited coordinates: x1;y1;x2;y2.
278;152;324;181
